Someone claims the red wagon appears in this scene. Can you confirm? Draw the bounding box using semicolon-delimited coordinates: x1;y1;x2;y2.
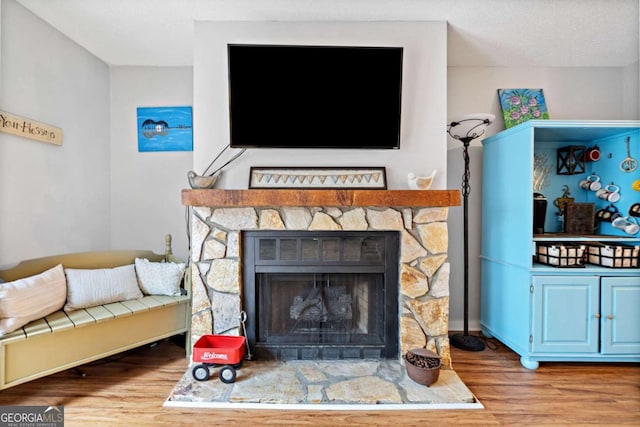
191;335;246;383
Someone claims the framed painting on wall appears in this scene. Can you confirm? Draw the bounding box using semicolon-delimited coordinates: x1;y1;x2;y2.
137;106;193;152
497;89;550;129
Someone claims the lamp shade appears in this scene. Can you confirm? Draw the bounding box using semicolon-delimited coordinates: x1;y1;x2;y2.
447;113;495;143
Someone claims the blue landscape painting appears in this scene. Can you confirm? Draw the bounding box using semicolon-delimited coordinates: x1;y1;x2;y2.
137;106;193;152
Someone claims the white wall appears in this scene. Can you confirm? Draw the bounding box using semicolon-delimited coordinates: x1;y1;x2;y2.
193;21;448;190
447;66;630;331
623;60;639;119
0;0;110;265
0;2;194;264
109;67;193;261
448;67;625;143
0;1;3;84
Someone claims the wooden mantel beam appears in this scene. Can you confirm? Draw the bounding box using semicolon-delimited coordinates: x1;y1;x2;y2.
182;189;461;208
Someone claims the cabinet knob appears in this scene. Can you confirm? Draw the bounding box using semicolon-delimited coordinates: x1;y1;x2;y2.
607;314;614;320
594;313;601;318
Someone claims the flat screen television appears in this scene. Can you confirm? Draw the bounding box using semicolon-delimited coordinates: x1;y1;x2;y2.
227;44;403;149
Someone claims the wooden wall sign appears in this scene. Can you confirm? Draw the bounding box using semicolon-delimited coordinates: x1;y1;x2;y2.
0;110;62;146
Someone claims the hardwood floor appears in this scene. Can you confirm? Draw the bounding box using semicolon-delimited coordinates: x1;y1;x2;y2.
1;335;638;426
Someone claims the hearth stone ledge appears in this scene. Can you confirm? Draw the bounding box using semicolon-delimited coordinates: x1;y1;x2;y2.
183;189;461;370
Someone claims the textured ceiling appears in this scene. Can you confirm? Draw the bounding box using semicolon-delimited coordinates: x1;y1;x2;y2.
15;0;640;67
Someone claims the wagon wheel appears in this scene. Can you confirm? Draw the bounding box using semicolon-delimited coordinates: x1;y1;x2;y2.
192;364;210;382
219;365;237;384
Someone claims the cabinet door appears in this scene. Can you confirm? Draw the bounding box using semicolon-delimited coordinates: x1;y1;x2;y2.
601;276;640;355
531;276;599;353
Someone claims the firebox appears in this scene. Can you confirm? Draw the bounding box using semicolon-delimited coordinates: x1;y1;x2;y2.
242;231;399;360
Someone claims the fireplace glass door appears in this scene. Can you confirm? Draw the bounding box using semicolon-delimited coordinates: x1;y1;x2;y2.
258;272;384;348
243;231;399;360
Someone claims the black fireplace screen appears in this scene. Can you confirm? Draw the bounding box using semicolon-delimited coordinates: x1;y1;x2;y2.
242;231;399;360
258;272;384;345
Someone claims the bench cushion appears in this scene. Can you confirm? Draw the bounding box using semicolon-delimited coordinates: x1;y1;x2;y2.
64;264;143;311
0;264;67;336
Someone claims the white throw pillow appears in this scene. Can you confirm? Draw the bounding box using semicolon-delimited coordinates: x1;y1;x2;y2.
134;258;185;296
64;264;143;311
0;264;67;336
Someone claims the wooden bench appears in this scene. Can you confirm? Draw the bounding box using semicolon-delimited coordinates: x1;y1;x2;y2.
0;235;191;390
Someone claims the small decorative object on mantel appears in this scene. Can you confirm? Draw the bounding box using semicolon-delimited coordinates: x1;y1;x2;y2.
187;170;220;189
404;348;442;387
187;144;247;189
0;110;62;145
407;170;436;189
248;166;387;189
497;88;549;128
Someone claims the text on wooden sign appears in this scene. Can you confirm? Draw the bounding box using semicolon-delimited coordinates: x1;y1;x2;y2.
0;110;62;145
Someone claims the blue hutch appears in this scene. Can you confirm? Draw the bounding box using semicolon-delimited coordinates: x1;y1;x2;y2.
480;120;640;369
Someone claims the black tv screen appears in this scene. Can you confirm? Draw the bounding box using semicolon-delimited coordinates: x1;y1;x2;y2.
227;44;403;149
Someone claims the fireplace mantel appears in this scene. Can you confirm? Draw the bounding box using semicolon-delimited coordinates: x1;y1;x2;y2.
182;189;461;208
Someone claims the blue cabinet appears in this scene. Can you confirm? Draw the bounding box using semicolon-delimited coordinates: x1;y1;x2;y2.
601;277;640;355
531;275;600;355
480;120;640;369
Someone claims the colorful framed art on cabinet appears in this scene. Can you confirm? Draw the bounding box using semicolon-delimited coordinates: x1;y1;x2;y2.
498;89;550;129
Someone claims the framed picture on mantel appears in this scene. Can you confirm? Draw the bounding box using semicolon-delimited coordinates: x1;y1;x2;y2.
248;167;387;190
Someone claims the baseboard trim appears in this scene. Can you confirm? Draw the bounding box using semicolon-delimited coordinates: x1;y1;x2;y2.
448;320;481;332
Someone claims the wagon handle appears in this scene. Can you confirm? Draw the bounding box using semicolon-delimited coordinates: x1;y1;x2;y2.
239;310;252;360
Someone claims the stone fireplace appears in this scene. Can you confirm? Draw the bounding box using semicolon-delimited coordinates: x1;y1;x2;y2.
183;189;460;369
243;230;399;360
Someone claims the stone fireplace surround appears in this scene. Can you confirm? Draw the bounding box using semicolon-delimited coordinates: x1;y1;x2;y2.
183;189;461;369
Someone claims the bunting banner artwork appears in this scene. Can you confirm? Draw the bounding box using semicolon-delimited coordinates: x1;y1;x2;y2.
249;167;387;189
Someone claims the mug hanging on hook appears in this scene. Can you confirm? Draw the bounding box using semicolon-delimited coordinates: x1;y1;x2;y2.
612;216;640;235
595;183;621;203
578;173;601;191
584;145;601;162
595;204;621;223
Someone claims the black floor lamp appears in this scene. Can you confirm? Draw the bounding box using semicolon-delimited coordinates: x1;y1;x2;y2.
447;113;495;352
